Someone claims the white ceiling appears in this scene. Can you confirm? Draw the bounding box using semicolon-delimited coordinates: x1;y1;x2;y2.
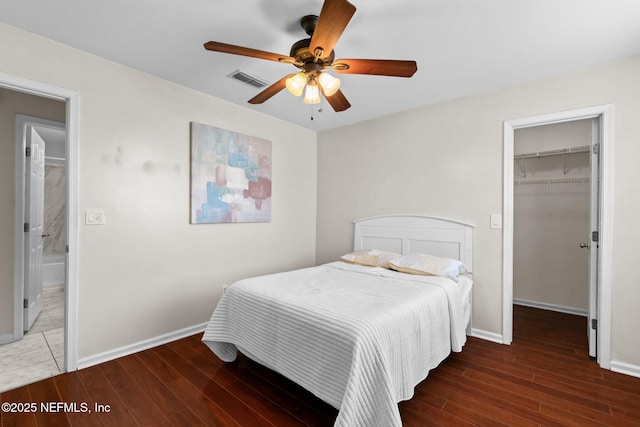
2;0;640;131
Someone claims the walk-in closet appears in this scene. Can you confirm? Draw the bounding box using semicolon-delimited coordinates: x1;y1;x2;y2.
513;119;593;315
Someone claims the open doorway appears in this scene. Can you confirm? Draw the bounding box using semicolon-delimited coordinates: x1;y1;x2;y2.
503;105;613;370
513;119;594;353
0;73;79;391
0;94;65;391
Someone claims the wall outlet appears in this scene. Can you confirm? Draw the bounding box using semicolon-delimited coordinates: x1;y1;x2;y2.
85;210;105;225
490;214;503;229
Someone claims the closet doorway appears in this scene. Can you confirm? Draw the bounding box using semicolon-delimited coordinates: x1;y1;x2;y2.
513;119;594;354
502;105;613;369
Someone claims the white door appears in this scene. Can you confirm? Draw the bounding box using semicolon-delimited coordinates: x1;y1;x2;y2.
24;126;46;332
587;119;600;358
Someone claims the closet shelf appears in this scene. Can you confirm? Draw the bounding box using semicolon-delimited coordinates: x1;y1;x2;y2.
514;145;590;159
514;177;590;185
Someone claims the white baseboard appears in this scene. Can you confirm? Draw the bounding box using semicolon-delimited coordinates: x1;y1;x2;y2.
611;360;640;379
470;328;504;344
513;298;587;317
0;332;16;346
77;322;208;370
42;260;65;286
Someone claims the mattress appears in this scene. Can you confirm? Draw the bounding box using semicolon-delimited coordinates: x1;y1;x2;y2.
202;261;471;426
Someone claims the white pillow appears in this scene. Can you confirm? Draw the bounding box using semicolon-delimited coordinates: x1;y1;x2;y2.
388;253;467;280
340;249;402;268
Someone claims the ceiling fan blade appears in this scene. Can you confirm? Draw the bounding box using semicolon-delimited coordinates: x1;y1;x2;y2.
333;59;418;77
248;74;294;104
321;88;351;112
310;0;356;60
204;41;294;63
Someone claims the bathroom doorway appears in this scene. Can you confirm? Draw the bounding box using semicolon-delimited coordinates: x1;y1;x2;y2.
0;73;79;391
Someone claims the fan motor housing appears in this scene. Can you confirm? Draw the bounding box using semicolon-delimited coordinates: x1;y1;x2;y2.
290;38;335;65
290;15;336;66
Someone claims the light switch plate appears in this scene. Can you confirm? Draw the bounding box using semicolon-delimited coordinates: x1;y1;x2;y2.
490;214;502;229
85;210;105;225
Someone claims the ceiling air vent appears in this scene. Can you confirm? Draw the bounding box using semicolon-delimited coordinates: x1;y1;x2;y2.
228;70;269;89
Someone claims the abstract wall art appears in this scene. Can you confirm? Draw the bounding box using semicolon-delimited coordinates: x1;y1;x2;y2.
190;122;272;223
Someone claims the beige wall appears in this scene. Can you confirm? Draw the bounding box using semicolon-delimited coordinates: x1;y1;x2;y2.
514;119;593;154
0;89;65;337
0;24;317;359
317;55;640;367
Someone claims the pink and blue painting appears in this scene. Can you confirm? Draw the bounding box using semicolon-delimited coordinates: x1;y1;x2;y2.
190;122;272;223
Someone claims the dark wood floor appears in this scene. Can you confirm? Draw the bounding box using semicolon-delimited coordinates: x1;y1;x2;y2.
2;305;640;426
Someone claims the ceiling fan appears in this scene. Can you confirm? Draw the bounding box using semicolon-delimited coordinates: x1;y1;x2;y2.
204;0;417;112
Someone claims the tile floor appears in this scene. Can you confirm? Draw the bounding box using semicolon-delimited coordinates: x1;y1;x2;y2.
0;285;65;393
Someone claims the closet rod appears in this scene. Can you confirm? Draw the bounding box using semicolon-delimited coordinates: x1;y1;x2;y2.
514;145;590;159
514;177;590;185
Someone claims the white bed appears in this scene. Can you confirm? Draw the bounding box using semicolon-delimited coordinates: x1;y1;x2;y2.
202;215;474;427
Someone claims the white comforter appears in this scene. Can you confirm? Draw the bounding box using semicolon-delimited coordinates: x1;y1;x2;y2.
202;261;471;427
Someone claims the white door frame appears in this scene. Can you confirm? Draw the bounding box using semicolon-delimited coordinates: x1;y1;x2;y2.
503;105;613;369
2;71;79;372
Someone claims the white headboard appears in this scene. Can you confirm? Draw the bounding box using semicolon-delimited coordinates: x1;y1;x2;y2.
353;215;474;270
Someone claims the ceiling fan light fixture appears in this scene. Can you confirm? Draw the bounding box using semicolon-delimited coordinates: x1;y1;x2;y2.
204;0;416;112
318;72;341;97
285;72;307;96
303;83;321;104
